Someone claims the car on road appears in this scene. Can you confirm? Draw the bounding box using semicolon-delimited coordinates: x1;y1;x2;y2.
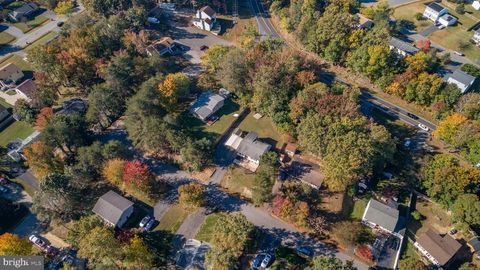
406;113;419;120
139;216;152;228
261;254;273;268
453;51;464;56
296;246;314;258
144;219;156;231
29;234;46;248
200;45;209;51
57;21;64;27
250;254;264;269
418;123;429;132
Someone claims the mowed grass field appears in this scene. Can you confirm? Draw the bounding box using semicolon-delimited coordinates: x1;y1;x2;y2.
0;121;34;146
238;112;289;150
0;32;15;45
220;166;256;199
13;15;49;33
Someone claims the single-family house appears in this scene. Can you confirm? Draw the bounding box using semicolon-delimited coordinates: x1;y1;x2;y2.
0;63;24;88
225;128;271;171
356;13;374;29
193;6;216;32
473;0;480;11
468;237;480;255
0;104;13;131
447;69;476;93
9;2;38;22
288;158;323;189
472;27;480;45
15;79;36;101
362;199;405;238
414;229;461;267
92;191;134;228
438;14;457;27
189;91;226;121
389;37;420;57
423;2;448;22
146;37;176;56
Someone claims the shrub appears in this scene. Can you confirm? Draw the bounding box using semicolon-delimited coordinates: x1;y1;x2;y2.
414;13;425;21
411;210;422;221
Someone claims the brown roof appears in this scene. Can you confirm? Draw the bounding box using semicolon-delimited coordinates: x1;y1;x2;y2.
158;37;174;47
416;229;461;266
0;63;22;80
200;6;216;17
16;79;36;97
285;143;297;154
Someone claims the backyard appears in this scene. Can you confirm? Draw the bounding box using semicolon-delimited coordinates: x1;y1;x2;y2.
220;166;256;199
408;197;452;236
238;112;290;150
0;120;34;146
350;198;368;220
393;1;433;31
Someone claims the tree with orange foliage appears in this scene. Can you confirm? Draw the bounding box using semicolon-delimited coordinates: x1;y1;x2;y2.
35;107;54;131
415;39;431;52
102;159;126;187
296;70;316;86
157;73;190;111
356;245;373;262
0;233;32;255
24;141;63;180
433;113;468;144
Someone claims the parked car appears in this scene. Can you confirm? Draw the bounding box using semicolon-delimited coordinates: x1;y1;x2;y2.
56;21;64;27
147;17;160;24
139;216;152;228
61;254;75;266
29;234;46;248
200;45;209;51
296;246;314;258
261;254;273;268
418;123;429;132
406;113;419;120
453;51;464;56
144;219;156;231
46;246;59;257
0;186;8;193
250;254;264;269
449;228;458;235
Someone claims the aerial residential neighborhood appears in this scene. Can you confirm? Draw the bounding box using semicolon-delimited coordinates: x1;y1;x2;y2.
0;0;479;270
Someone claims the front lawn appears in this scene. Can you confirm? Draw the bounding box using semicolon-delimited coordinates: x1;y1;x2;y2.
0;54;33;73
429;27;480;61
0;121;34;146
0;32;15;45
220;166;256;199
155;204;193;233
238;112;289;150
13;15;49;33
393;1;433;31
25;31;58;52
407;197;452;236
195;213;222;242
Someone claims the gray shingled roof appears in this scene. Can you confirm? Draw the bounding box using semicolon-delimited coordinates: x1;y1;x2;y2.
427;2;446;13
189;91;225;120
416;229;461;266
236;132;271;161
92;191;133;225
363;199;404;233
469;237;480;252
449;69;476;85
200;6;216;17
390;37;420;55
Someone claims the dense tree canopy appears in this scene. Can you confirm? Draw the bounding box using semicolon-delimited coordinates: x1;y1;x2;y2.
0;233;32;256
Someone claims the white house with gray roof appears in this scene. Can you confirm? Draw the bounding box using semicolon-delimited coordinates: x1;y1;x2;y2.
362;199;405;238
225;128;271;171
92;191;134;228
189;91;227;121
447;70;476;93
423;2;448;22
389;37;419;58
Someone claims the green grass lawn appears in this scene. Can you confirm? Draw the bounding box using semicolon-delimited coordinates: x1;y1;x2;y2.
195;213;222;242
0;121;34;146
0;32;15;45
155;204;193;233
25;31;58;52
393;1;433;31
429;27;480;61
13;15;49;33
12;177;36;197
350;198;368;220
180;99;242;142
238;112;289;150
0;54;33;73
0;97;11;108
221;166;256;199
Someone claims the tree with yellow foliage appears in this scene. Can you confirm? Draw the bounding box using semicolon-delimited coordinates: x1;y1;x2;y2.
0;233;32;256
24;141;64;180
157;73;190;111
102;159;126;187
433;113;468;145
54;1;74;14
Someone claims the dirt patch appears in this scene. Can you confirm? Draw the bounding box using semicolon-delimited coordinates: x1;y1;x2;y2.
409;197;452;237
189;166;216;182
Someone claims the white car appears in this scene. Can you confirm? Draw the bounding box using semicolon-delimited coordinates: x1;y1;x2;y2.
139;216;152;228
261;254;273;268
418;123;429;132
29;234;46;248
453;51;464;56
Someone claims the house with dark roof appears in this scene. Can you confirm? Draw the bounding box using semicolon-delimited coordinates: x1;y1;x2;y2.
15;79;36;101
189;91;226;121
92;191;134;228
447;69;476;93
225;128;271;171
146;37;177;56
414;229;461;267
288;158;323;189
0;104;13;131
0;63;24;88
468;237;480;256
423;2;448;22
193;6;217;32
389;37;419;57
362;199;405;237
9;2;38;22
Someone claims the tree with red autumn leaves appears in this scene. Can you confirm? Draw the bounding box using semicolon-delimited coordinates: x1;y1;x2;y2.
356;245;374;262
122;160;152;192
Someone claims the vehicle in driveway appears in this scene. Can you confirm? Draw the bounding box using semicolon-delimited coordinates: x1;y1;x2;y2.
139;216;152;228
418;123;429;132
200;45;209;51
144;219;156;231
250;254;264;269
296;246;314;258
29;234;46;249
261;254;273;268
406;112;419;120
453;51;464;56
147;17;160;24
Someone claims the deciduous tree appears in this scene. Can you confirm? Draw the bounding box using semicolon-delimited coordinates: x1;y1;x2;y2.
305;255;357;270
0;233;32;256
178;183;205;208
102;159;126;187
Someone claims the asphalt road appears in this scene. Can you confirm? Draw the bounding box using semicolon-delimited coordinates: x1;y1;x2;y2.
248;0;280;39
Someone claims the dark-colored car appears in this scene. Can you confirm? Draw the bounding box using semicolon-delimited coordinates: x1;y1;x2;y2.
406;113;419;120
250;254;264;270
200;45;209;51
144;219;156;231
296;246;314;258
57;21;64;27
